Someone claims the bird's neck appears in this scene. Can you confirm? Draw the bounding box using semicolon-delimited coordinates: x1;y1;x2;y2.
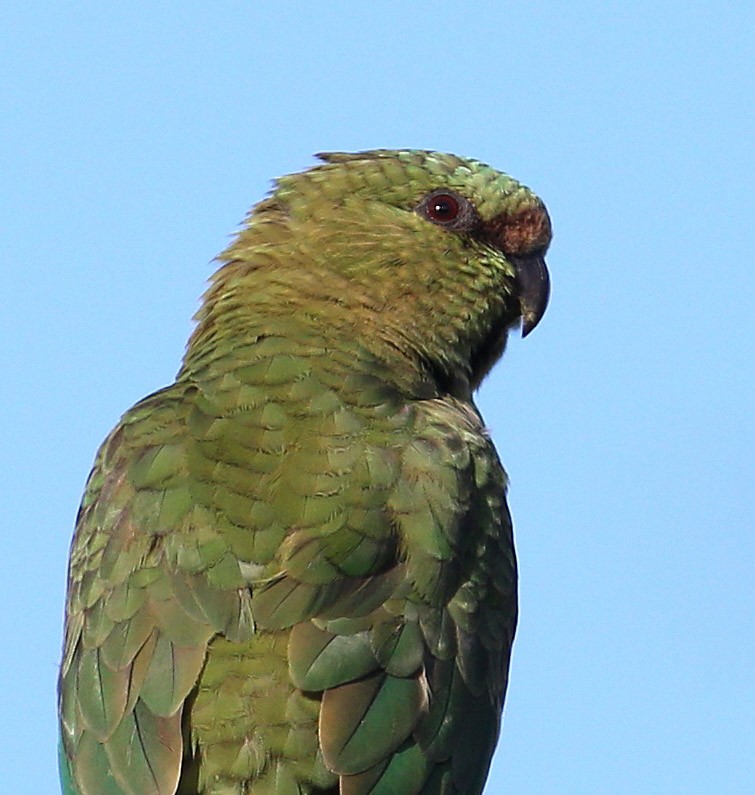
179;213;510;399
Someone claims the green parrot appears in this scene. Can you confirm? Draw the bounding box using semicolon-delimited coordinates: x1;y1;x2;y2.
58;149;551;795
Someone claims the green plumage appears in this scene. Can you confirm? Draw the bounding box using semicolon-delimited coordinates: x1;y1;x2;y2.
59;150;551;794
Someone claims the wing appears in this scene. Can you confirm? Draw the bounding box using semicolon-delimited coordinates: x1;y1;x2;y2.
279;395;518;795
59;383;253;795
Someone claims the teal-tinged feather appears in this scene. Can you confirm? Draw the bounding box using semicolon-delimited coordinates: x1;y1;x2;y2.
319;672;424;775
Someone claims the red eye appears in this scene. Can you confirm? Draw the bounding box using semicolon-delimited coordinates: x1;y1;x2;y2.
426;193;460;223
417;190;478;231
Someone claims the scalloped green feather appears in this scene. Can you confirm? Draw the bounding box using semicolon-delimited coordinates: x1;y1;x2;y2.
370;620;424;677
138;636;206;716
320;672;424;775
342;741;431;795
74;732;128;795
75;647;129;740
99;606;154;669
288;621;379;691
104;700;181;795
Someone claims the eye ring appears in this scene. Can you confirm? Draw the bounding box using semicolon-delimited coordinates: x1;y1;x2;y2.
417;189;479;232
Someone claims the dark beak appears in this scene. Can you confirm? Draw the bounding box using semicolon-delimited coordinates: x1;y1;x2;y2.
512;254;550;337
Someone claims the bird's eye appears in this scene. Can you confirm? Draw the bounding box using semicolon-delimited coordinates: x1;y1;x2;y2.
426;194;460;223
417;189;479;232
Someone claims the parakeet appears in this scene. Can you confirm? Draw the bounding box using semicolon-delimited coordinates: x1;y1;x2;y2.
58;149;551;795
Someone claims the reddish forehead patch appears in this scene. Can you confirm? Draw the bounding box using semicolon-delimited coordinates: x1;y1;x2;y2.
487;202;552;256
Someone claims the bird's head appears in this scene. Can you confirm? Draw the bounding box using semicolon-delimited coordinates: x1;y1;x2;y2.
200;150;551;391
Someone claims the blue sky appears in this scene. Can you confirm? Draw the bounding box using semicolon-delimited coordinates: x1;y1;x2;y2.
2;3;753;792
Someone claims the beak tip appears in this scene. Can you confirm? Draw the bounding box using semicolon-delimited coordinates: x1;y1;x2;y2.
515;255;550;338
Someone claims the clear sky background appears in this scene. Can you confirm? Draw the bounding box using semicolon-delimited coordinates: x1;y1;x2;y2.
2;3;753;792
